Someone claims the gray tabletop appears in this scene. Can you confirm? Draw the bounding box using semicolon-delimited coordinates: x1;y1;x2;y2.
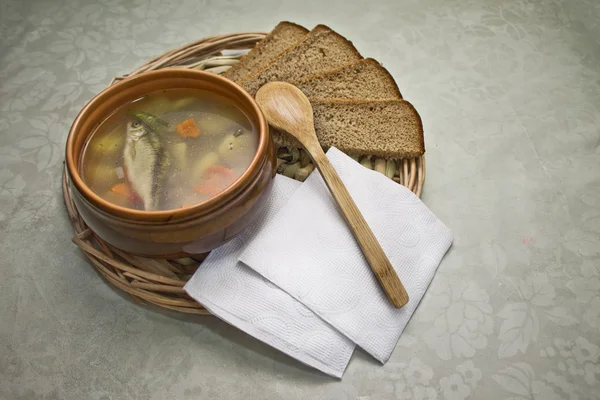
2;0;600;399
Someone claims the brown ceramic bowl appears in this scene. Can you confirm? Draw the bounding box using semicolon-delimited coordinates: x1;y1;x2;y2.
66;69;276;258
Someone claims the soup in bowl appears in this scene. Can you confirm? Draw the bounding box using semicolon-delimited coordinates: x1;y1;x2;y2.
82;88;258;211
66;69;276;258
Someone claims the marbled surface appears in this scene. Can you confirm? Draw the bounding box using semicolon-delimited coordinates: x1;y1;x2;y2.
1;0;599;399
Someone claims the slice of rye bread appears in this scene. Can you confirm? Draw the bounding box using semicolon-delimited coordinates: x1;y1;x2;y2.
239;25;363;95
273;99;425;158
294;58;402;100
222;22;308;82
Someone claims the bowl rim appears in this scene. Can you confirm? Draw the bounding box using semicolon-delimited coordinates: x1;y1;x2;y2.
65;68;270;223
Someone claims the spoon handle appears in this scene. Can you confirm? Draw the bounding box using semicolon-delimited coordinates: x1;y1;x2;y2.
307;145;409;308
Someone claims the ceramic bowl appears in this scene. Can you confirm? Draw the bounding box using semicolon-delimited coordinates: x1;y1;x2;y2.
66;69;276;258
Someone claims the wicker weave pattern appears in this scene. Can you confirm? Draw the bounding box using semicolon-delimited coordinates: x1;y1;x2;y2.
63;33;425;314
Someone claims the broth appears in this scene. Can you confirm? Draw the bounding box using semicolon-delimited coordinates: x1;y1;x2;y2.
81;88;258;211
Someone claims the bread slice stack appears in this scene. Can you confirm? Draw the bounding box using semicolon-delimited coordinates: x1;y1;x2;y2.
224;22;424;159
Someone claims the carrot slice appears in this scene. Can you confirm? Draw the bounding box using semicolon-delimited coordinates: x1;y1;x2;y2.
110;183;132;197
176;118;200;138
193;165;238;197
206;165;237;179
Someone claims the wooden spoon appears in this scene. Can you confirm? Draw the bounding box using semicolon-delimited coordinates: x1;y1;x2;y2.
255;82;409;308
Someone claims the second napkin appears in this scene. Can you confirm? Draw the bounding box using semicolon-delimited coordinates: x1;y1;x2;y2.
185;175;354;378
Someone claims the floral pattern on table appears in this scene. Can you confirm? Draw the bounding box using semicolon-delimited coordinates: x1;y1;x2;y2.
1;0;599;399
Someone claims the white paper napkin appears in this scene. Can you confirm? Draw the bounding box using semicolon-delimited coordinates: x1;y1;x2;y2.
240;147;454;363
184;175;355;378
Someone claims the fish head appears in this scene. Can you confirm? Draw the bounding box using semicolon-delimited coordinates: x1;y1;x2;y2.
126;119;147;141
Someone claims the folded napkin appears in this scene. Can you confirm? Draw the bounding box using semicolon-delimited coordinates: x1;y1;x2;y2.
240;147;453;363
184;175;355;378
